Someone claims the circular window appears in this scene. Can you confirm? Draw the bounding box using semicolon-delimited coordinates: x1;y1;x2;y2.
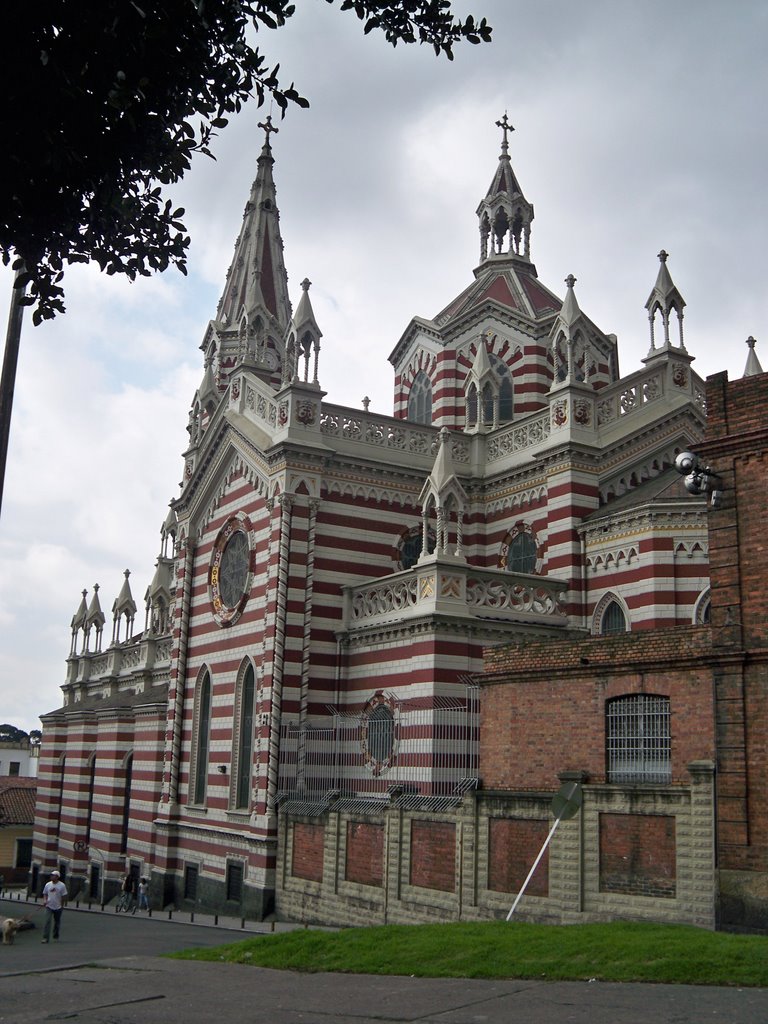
210;517;253;626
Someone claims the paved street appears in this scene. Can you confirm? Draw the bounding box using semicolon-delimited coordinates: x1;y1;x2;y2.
1;896;767;1023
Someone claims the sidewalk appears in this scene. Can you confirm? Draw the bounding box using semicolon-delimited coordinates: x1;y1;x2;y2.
2;893;767;1024
0;887;308;935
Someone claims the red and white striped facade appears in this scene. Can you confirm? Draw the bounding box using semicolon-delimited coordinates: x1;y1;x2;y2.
33;122;708;916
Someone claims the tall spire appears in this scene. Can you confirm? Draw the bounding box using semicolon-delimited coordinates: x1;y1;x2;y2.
476;114;534;264
216;116;292;336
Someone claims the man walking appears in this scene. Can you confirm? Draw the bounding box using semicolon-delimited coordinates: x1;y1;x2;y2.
41;870;68;943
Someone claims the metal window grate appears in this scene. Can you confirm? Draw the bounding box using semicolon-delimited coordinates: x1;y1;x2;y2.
277;683;479;806
606;693;671;783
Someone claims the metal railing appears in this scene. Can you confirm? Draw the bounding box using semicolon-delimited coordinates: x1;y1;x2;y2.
277;685;480;811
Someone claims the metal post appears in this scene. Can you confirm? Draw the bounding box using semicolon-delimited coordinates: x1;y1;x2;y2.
0;267;26;520
506;815;562;920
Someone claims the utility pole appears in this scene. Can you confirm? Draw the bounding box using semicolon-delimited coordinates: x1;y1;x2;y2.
0;268;26;520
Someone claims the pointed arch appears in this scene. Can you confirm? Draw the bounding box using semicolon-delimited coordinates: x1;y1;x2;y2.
120;752;134;853
84;752;97;847
592;592;631;636
407;370;432;424
232;660;257;810
693;587;711;625
466;382;478;427
190;668;212;806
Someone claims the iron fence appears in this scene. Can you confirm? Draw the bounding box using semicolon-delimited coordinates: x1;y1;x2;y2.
277;684;479;811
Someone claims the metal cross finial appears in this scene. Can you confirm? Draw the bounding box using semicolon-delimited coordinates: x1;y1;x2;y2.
495;112;514;154
258;115;279;144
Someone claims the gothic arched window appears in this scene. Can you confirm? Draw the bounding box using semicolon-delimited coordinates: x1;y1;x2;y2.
600;600;628;635
234;664;256;810
507;531;537;574
498;374;513;421
407;371;432;425
192;670;212;805
121;754;133;853
466;383;478;427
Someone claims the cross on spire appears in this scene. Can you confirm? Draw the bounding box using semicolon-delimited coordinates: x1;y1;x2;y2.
495;112;514;155
258;115;279;146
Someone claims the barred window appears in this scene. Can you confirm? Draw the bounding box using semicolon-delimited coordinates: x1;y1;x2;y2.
606;694;671;783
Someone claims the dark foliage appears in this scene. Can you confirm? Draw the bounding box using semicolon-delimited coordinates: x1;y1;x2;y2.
1;1;491;323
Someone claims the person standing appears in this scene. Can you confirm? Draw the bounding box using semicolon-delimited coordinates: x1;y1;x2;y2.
41;870;68;943
121;872;136;910
138;876;149;911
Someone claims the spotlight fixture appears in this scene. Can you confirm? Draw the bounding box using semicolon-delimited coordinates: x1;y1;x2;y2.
674;451;723;506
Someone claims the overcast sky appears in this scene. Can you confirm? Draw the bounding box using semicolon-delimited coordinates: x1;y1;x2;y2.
1;0;766;734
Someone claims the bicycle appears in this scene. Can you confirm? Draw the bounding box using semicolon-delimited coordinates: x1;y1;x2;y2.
116;891;136;914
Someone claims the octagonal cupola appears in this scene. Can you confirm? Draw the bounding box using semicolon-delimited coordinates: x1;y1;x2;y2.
476;114;534;264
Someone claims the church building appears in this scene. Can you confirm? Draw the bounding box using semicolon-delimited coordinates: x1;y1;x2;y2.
32;116;718;922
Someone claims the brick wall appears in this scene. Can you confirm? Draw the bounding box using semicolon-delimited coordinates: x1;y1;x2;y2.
409;820;456;892
488;817;549;896
291;822;324;882
480;626;714;790
345;821;384;887
599;813;676;898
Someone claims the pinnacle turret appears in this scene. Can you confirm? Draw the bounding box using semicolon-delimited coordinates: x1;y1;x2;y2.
283;278;323;386
645;250;686;354
476;114;534;263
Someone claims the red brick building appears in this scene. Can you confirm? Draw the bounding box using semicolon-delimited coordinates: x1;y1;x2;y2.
33;119;727;923
474;367;768;930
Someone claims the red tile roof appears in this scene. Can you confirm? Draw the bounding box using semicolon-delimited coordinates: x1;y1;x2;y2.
0;776;37;826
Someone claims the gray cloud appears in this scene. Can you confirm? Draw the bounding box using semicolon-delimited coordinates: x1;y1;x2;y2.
0;0;765;731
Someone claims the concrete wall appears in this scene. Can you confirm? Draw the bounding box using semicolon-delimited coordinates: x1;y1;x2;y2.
276;764;716;929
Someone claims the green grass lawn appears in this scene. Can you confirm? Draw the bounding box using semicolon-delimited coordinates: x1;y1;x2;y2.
169;920;768;986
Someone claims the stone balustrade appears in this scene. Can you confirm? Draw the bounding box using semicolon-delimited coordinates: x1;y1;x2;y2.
343;558;568;631
486;410;551;463
64;634;172;700
320;405;470;465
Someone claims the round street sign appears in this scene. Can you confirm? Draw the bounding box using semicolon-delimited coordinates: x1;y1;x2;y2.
73;839;89;853
550;781;582;821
